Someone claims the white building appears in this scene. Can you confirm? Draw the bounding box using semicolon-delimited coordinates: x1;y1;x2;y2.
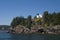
36;14;42;18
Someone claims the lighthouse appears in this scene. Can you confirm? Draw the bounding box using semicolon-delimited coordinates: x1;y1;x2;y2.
36;14;42;18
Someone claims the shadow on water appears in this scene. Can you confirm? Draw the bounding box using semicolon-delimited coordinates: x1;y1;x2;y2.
0;30;60;40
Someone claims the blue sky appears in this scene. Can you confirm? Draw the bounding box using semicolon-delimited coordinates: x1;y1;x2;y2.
0;0;60;25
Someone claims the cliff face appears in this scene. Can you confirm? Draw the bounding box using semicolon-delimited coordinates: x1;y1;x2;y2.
12;25;30;33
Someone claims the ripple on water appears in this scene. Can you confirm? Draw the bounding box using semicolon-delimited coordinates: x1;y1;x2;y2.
0;32;60;40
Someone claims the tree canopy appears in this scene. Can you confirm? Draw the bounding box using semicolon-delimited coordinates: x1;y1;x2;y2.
11;11;60;28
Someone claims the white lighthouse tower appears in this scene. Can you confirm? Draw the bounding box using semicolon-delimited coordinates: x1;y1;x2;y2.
36;14;42;18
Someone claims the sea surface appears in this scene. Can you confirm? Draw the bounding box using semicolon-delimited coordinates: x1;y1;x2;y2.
0;30;60;40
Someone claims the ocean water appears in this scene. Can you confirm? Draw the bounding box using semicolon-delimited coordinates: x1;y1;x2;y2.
0;31;60;40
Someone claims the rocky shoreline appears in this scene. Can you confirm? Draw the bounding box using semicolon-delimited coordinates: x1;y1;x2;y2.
7;25;60;35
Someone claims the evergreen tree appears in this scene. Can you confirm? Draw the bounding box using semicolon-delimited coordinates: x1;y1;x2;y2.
27;15;32;30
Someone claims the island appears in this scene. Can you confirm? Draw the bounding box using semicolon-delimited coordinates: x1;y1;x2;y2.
8;11;60;34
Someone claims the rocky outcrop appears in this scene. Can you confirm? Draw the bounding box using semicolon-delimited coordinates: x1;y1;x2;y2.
45;25;60;34
8;25;60;34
